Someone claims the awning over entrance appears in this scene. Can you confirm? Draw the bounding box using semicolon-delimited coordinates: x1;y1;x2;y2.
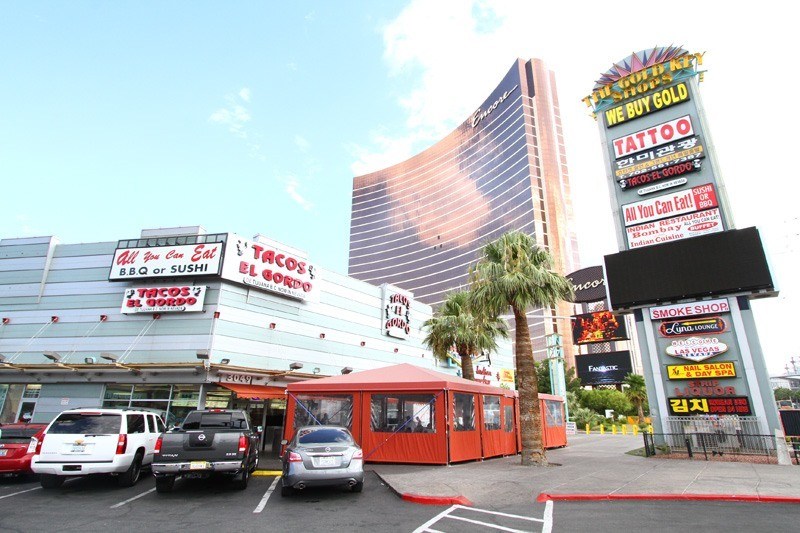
219;383;287;400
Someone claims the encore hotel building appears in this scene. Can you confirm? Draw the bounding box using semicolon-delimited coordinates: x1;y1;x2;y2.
348;58;581;368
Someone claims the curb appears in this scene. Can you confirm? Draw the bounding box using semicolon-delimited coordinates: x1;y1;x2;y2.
536;492;800;504
372;470;473;506
401;493;473;506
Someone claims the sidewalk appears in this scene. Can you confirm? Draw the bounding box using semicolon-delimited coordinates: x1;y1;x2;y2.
366;433;800;507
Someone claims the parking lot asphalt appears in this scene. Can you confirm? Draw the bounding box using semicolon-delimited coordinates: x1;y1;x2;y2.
286;433;800;508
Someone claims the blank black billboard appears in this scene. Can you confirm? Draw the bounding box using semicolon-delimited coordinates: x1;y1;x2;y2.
604;227;774;310
576;351;633;385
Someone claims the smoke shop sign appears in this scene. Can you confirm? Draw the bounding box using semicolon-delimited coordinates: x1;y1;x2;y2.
649;299;730;320
665;337;728;363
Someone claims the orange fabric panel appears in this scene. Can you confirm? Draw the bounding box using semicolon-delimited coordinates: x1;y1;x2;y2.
218;382;287;399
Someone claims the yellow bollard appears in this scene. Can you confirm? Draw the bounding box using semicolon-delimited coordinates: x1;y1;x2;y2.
600;425;605;435
612;425;617;435
633;425;638;436
585;423;590;435
648;424;654;433
622;425;628;435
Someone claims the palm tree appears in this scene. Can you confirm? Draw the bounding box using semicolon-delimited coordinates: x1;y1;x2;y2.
423;290;508;381
469;231;573;465
624;373;648;423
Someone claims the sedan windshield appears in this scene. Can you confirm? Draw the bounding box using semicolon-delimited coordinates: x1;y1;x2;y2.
297;428;353;445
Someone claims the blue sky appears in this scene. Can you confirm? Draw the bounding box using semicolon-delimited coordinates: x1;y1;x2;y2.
1;1;797;374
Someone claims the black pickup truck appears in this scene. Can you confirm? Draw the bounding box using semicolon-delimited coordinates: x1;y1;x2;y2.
151;409;260;493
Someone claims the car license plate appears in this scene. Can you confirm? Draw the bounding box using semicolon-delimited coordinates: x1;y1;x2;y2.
190;461;209;470
317;456;337;467
0;450;7;456
71;445;86;453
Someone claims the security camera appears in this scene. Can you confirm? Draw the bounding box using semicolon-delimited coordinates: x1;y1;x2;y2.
84;356;97;364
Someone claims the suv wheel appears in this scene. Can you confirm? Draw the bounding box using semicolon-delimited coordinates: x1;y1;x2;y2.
155;475;175;493
40;474;65;489
232;464;250;490
119;451;143;487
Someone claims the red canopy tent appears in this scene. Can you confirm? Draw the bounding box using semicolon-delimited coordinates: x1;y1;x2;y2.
284;363;523;464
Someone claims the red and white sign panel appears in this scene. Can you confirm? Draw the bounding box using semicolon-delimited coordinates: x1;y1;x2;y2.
613;115;694;159
220;234;319;301
649;299;730;321
109;243;223;280
382;285;412;339
626;208;723;249
121;285;207;314
622;183;717;227
665;336;729;363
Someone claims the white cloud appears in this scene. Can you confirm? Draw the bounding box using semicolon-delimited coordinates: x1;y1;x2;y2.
285;179;313;211
209;89;266;160
294;135;310;151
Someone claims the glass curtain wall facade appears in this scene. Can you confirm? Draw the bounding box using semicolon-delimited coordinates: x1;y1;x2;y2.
349;58;580;368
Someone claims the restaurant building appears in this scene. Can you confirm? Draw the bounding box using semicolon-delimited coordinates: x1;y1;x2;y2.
348;58;581;367
0;226;513;451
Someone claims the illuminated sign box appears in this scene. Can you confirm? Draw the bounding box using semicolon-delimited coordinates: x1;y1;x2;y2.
571;310;628;345
666;362;736;380
576;351;632;385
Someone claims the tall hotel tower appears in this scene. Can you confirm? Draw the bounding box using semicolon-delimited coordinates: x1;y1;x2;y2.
348;58;580;368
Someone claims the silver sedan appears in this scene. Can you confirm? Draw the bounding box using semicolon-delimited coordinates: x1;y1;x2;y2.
280;425;364;496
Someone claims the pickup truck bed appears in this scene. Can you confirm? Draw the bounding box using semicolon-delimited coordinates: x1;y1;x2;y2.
152;409;259;492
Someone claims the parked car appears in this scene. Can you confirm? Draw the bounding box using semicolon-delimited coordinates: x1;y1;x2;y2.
151;409;259;493
31;408;165;488
280;425;364;497
0;423;47;477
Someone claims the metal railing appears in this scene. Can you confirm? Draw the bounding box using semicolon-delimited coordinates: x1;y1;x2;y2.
643;431;779;461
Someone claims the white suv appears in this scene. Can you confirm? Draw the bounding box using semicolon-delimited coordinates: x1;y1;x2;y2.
31;408;165;488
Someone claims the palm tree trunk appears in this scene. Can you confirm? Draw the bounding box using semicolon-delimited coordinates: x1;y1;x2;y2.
513;306;546;466
637;402;645;424
459;351;475;380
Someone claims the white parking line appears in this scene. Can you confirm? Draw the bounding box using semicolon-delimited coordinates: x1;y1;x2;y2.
253;476;280;514
110;488;156;508
413;503;553;533
0;486;41;500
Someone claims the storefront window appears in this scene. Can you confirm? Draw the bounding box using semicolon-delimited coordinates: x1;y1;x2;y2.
545;400;564;427
104;385;133;401
22;384;41;399
370;394;435;433
453;393;475;431
131;384;171;400
292;394;353;431
204;389;233;408
504;405;514;433
483;395;501;430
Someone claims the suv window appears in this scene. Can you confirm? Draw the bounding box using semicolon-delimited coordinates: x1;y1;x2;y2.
48;413;121;435
155;416;165;433
126;414;146;434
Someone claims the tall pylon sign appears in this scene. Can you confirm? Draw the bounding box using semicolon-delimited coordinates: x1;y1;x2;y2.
583;46;781;439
